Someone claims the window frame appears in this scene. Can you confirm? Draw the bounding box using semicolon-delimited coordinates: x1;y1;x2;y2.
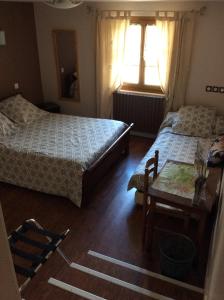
121;17;163;94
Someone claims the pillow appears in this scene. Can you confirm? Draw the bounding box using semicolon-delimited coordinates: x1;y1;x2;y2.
208;135;224;167
172;105;216;138
0;94;47;125
0;112;16;136
160;112;178;130
215;115;224;135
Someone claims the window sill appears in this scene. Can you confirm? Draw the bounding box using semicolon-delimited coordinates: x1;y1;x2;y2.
117;88;165;98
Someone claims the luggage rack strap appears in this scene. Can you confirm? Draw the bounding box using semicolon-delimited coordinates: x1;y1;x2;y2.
9;219;70;292
11;231;56;251
23;221;63;240
14;264;35;278
10;244;44;264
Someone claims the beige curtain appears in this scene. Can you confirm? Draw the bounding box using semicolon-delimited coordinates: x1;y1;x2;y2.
96;15;130;118
204;176;224;300
155;19;175;95
155;12;197;112
171;12;197;111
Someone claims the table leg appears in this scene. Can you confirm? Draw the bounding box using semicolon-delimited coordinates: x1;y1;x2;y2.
197;212;207;257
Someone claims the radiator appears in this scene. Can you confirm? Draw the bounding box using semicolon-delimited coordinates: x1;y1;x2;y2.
113;91;165;136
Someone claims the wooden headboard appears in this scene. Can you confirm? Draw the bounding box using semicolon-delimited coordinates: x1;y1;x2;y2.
0;94;17;102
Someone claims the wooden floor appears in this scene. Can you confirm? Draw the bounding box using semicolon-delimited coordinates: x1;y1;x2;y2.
0;136;208;300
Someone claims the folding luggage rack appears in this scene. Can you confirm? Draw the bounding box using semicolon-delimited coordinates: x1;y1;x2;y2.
8;219;69;292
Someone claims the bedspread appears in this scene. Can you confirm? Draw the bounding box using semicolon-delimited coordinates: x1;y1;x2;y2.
0;113;127;207
128;128;212;192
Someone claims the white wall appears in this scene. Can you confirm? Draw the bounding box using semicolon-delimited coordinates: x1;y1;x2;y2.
34;1;224;116
0;203;21;300
204;174;224;300
34;3;96;116
187;3;224;112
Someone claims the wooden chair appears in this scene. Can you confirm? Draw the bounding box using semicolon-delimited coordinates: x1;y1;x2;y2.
142;151;190;250
142;150;159;247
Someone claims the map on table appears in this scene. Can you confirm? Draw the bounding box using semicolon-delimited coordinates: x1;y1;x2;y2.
152;160;197;200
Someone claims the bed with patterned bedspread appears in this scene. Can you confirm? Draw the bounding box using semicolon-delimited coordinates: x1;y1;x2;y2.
0;95;129;207
128;105;222;196
128;127;212;192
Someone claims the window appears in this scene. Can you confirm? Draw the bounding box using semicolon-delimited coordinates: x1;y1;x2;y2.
122;17;162;94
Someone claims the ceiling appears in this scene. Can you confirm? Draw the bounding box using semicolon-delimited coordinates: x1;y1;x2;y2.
3;0;221;2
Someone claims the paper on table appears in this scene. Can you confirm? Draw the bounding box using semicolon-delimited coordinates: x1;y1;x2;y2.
152;161;197;200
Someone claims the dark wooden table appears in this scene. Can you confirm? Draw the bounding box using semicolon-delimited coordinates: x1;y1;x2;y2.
147;160;222;254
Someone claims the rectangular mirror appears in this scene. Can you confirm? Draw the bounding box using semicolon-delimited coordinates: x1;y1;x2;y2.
53;29;80;101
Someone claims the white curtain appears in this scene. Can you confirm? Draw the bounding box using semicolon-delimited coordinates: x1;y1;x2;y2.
155;12;197;112
204;176;224;300
171;12;197;111
155;19;175;95
96;15;130;118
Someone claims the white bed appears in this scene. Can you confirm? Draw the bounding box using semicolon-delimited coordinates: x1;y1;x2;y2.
0;95;130;207
128;127;212;192
128;106;220;195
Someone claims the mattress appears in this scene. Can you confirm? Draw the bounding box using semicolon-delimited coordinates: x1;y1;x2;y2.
0;113;127;207
128;127;212;192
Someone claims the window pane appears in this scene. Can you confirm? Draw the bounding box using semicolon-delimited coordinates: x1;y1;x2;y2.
144;25;160;86
123;66;140;84
144;25;158;65
145;66;160;86
122;24;141;84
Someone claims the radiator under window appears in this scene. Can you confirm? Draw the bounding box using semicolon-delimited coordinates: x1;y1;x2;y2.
113;91;165;136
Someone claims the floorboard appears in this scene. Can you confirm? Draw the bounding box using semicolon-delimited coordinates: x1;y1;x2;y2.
0;136;208;300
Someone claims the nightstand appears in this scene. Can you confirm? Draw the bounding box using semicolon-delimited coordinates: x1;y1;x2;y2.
37;102;60;113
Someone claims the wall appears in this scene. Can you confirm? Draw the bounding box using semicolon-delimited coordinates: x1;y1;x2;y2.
34;3;96;116
0;2;43;104
34;1;224;115
204;175;224;300
0;203;21;300
186;3;224;111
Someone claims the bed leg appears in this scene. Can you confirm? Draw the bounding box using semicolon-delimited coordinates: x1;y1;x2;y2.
124;143;129;156
123;135;130;156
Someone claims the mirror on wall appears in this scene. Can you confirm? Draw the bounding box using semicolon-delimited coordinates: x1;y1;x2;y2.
52;29;80;101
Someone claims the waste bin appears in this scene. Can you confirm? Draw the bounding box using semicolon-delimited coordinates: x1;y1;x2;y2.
160;233;196;280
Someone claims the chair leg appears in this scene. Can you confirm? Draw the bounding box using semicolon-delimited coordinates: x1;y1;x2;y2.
145;199;156;252
142;210;148;249
142;224;147;250
146;208;154;252
142;194;148;248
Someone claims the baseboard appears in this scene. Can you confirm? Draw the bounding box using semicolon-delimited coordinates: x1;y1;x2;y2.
130;131;156;139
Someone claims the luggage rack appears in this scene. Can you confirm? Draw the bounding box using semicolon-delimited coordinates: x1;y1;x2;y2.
8;219;69;292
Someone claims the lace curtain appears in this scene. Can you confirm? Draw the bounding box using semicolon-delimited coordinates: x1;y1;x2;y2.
154;11;197;112
96;12;130;118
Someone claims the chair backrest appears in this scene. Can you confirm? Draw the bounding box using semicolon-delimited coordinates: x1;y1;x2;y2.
143;150;159;194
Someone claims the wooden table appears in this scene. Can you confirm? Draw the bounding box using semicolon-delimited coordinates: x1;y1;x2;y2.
147;160;221;254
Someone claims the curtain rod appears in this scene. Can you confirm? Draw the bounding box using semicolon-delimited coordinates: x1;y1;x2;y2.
96;6;206;16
